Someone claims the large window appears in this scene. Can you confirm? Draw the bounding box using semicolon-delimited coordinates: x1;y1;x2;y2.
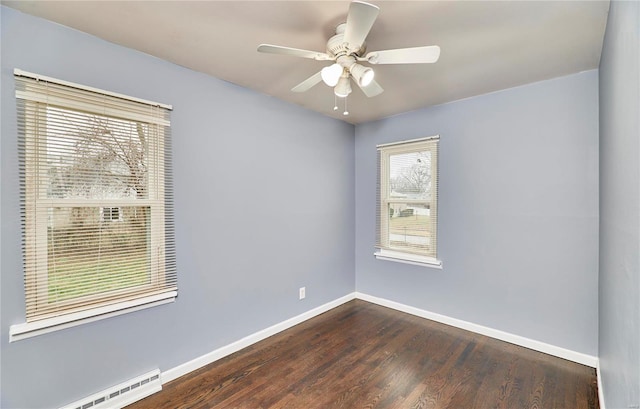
375;136;441;267
11;70;176;341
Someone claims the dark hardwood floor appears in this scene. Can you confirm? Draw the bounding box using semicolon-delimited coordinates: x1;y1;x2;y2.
128;300;598;409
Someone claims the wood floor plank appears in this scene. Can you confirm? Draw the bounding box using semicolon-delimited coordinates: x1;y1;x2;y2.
127;300;598;409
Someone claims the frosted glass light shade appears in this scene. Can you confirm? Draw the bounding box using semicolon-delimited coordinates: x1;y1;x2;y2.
321;64;342;87
334;76;352;97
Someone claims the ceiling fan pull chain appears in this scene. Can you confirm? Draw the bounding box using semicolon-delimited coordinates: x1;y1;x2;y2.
333;94;338;111
343;96;349;116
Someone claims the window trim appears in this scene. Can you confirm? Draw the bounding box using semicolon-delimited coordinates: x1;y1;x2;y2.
9;291;176;342
11;69;176;341
375;136;442;268
374;249;443;268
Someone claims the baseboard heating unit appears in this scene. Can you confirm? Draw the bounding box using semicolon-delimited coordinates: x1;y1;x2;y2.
59;369;161;409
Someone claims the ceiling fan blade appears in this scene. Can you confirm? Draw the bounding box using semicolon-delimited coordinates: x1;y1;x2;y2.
343;1;380;51
363;46;441;65
292;71;323;93
357;78;384;97
257;44;332;61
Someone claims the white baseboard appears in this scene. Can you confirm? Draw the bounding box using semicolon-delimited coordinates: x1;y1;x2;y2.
163;291;597;388
162;292;357;383
355;292;598;368
596;359;606;409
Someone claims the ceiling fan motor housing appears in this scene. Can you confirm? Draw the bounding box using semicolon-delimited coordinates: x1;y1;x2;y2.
327;23;366;58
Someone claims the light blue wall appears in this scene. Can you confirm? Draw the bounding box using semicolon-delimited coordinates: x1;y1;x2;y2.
598;1;640;407
355;71;600;356
0;7;355;408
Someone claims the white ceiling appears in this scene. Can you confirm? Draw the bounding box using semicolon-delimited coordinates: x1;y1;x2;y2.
3;1;610;124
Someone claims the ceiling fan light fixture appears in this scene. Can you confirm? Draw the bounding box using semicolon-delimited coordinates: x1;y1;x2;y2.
360;68;375;87
334;76;352;97
321;63;343;87
350;63;374;87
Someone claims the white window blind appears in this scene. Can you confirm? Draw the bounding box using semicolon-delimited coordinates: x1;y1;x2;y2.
15;69;176;326
376;136;440;266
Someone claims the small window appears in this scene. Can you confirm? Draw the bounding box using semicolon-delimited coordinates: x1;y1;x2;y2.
375;136;441;267
101;207;122;222
11;70;177;341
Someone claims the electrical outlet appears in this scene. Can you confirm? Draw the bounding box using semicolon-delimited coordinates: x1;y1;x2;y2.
299;287;306;300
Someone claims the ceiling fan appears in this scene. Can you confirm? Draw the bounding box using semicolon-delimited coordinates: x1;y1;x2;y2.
257;1;440;109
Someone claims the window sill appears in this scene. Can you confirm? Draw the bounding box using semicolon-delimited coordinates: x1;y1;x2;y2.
9;291;177;342
374;250;442;269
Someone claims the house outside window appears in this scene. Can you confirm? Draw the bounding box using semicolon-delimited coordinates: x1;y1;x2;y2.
10;70;177;341
375;136;441;268
101;207;123;222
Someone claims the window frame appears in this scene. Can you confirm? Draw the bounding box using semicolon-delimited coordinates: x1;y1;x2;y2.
10;69;176;342
375;136;442;268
